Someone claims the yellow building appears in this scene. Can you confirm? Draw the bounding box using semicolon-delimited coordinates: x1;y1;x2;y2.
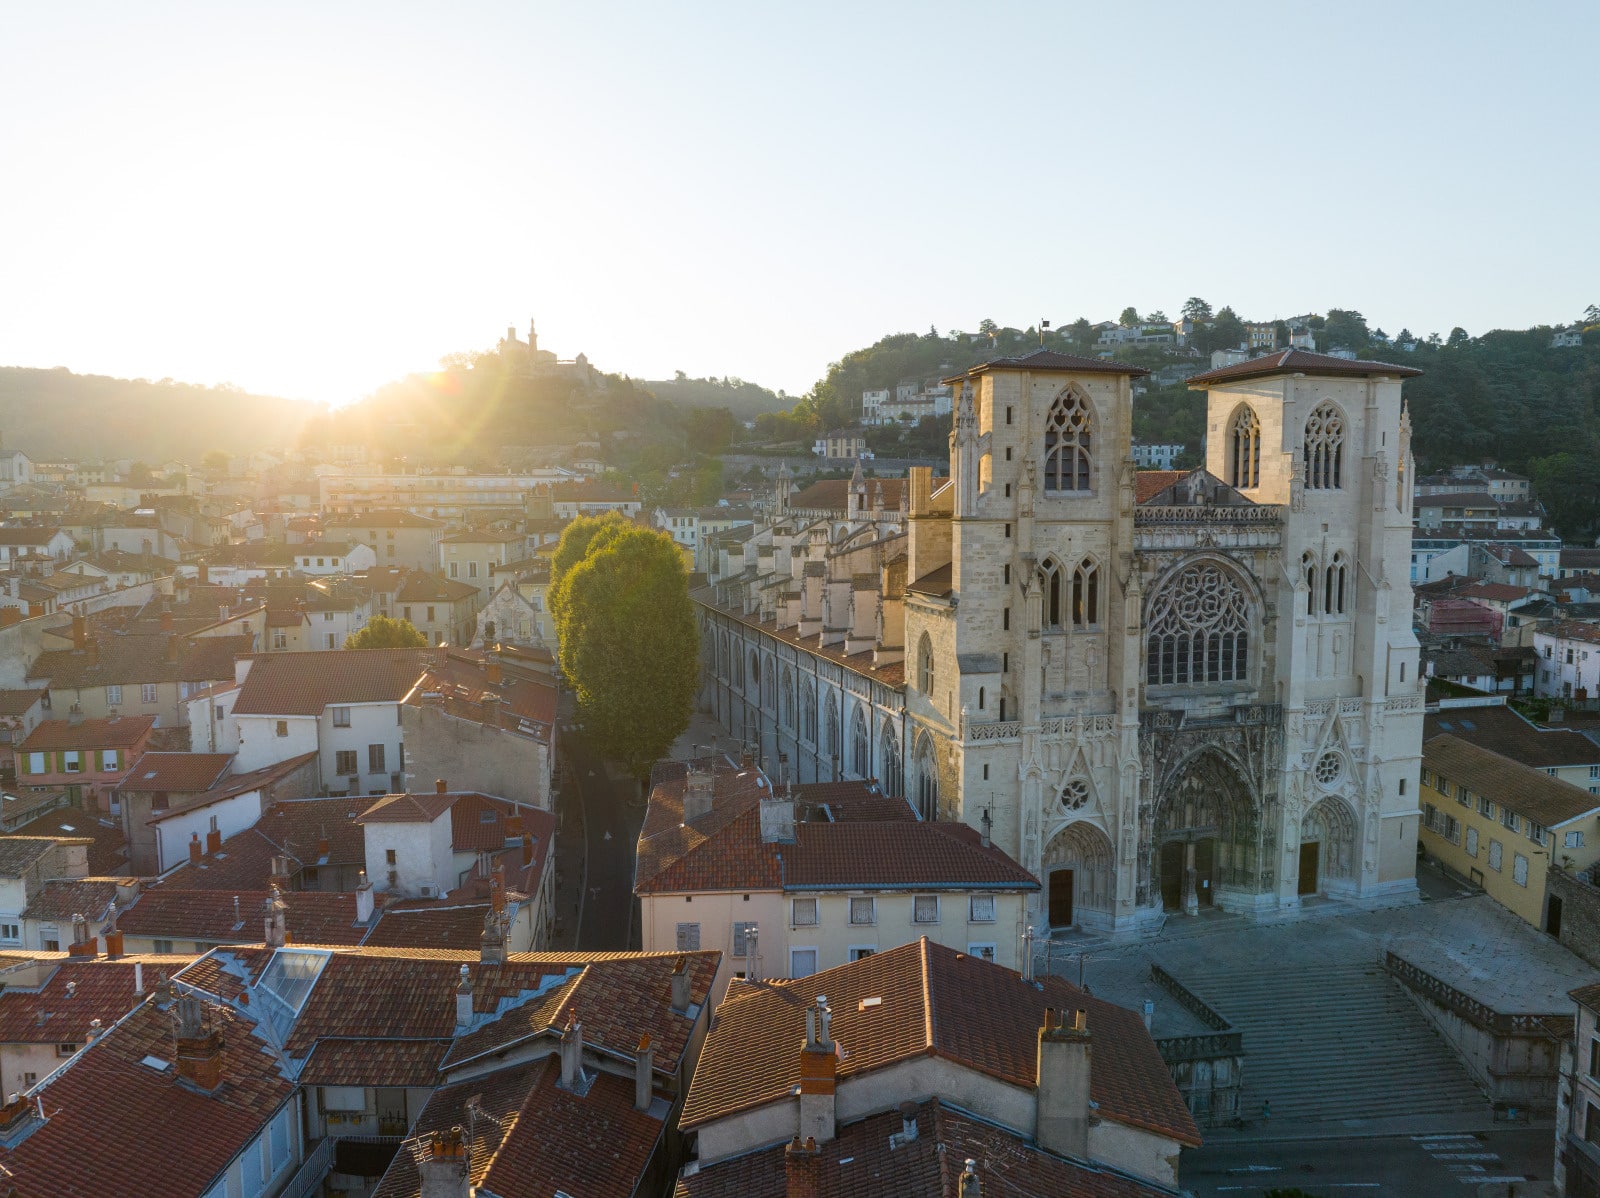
1419;733;1600;927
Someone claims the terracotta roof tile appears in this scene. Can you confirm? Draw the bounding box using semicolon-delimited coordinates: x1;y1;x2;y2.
27;634;251;689
120;751;235;794
18;716;156;752
676;1099;1174;1198
680;939;1199;1147
949;348;1151;380
231;648;432;716
359;791;460;824
1134;471;1185;504
20;878;125;923
1424;734;1600;827
0;688;46;716
362;903;499;951
299;1037;450;1087
117;888;367;945
0;959;153;1045
6;809;127;875
1424;705;1600;769
1188;348;1422;386
0;837;71;877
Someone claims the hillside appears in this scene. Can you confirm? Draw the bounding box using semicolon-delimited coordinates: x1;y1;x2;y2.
639;374;790;419
0;367;319;461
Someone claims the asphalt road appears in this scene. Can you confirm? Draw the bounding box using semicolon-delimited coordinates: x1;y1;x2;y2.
563;727;645;952
1182;1128;1554;1196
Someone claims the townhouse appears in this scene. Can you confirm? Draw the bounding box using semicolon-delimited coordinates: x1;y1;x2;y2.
1424;702;1600;794
15;716;156;810
292;540;378;576
438;528;526;603
395;572;481;646
325;508;446;573
1535;622;1600;700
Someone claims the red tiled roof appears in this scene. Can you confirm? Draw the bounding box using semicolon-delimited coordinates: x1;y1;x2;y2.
7;809;128;875
20;878;125;923
395;572;479;603
148;751;321;825
155;794;369;888
1424;705;1600;769
0;687;46;716
1456;582;1533;602
680;939;1200;1147
1188;348;1423;386
361;902;498;951
28;634;251;689
120;752;234;794
1539;620;1600;645
118;889;366;945
676;1099;1173;1198
0;959;152;1045
1134;471;1185;504
18;716;156;752
947;348;1151;381
231;648;432;716
359;791;461;824
403;651;558;733
373;1058;666;1198
0;994;295;1198
788;478;908;514
636;763;1036;896
299;1037;449;1087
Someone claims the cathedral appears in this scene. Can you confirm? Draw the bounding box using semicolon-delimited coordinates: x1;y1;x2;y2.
694;348;1426;937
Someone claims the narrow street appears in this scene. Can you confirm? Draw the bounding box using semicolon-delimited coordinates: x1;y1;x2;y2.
560;727;645;952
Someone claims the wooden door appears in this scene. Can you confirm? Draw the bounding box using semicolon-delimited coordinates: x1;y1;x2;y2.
1049;869;1074;927
1159;842;1185;911
1298;841;1320;896
1195;839;1215;907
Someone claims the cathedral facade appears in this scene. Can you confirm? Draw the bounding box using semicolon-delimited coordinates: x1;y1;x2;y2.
695;348;1426;937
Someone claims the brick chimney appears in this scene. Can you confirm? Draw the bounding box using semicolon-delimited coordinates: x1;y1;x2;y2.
485;660;502;686
784;1135;821;1198
479;906;506;967
204;825;222;855
670;956;690;1013
416;1126;470;1198
188;832;202;866
1035;1007;1092;1159
798;995;837;1144
71;613;86;651
174;996;223;1092
502;813;524;848
160;607;173;633
436;778;448;794
67;913;96;958
632;1033;655;1111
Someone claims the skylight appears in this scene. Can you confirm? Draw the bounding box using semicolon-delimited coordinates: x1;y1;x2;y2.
254;948;331;1040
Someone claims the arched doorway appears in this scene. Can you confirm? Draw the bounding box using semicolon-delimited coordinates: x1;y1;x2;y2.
1300;795;1358;897
1042;822;1114;931
1153;751;1260;915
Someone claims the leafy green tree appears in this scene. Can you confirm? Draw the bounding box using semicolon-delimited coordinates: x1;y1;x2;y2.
1273;320;1290;348
1068;317;1094;350
1447;326;1471;349
1182;297;1213;322
1118;306;1141;327
549;514;633;621
346;615;428;649
556;527;698;778
1147;310;1168;324
1206;306;1247;353
978;318;998;336
1585;304;1599;324
1529;452;1600;540
127;461;154;485
1323;309;1371;350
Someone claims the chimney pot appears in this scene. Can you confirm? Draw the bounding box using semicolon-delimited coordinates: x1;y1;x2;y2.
1036;1004;1092;1159
188;833;203;866
669;956;690;1013
455;963;474;1031
559;1016;586;1089
784;1134;822;1198
436;778;448;794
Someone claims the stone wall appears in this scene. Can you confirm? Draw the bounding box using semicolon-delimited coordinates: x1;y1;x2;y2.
1547;866;1600;969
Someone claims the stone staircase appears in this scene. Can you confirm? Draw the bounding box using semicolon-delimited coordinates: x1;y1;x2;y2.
1168;962;1489;1124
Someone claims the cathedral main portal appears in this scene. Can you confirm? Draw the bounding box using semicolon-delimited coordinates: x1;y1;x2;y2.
1150;748;1266;916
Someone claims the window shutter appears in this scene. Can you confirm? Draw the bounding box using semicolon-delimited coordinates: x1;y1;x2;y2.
675;922;700;951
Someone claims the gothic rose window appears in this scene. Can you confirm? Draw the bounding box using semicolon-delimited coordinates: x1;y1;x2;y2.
1059;778;1090;811
1145;562;1251;686
1043;388;1092;493
1229;404;1260;489
1304;402;1345;489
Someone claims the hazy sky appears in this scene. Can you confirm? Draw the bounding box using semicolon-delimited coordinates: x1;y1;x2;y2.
1;2;1594;407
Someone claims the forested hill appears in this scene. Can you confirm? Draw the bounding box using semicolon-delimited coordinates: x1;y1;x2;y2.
639;374;790;419
0;367;318;461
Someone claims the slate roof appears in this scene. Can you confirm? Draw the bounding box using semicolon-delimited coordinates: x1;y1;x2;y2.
1424;705;1600;769
28;633;250;689
1424;734;1600;827
1187;348;1423;386
675;1098;1176;1198
947;348;1151;381
117;888;367;945
231;648;431;715
373;1058;666;1198
679;938;1200;1148
119;751;235;793
637;762;1035;897
17;716;156;752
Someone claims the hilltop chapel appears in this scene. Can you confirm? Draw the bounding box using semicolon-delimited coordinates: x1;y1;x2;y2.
694;348;1426;938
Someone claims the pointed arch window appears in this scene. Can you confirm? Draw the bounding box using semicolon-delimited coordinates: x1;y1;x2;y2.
1229;405;1261;489
1302;551;1319;617
1072;558;1099;626
1145;562;1252;685
1043;388;1092;492
851;705;870;776
802;678;817;743
1041;560;1064;629
917;632;935;694
1326;551;1348;615
880;725;903;797
1304;402;1345;489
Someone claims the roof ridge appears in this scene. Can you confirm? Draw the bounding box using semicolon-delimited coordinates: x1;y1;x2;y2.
920;936;935;1054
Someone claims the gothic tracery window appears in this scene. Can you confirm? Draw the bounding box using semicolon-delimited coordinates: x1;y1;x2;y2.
1229;404;1261;489
1304;402;1345;489
1145;562;1252;686
880;725;903;797
1302;551;1319;617
917;632;935;694
851;705;870;777
1326;551;1348;615
1043;388;1092;493
1042;559;1064;628
802;679;817;743
1072;558;1099;626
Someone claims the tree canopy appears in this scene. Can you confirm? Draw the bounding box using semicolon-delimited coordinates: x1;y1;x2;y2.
345;615;429;649
553;525;699;779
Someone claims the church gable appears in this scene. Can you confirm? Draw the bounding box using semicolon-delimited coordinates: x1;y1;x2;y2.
1137;468;1261;509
